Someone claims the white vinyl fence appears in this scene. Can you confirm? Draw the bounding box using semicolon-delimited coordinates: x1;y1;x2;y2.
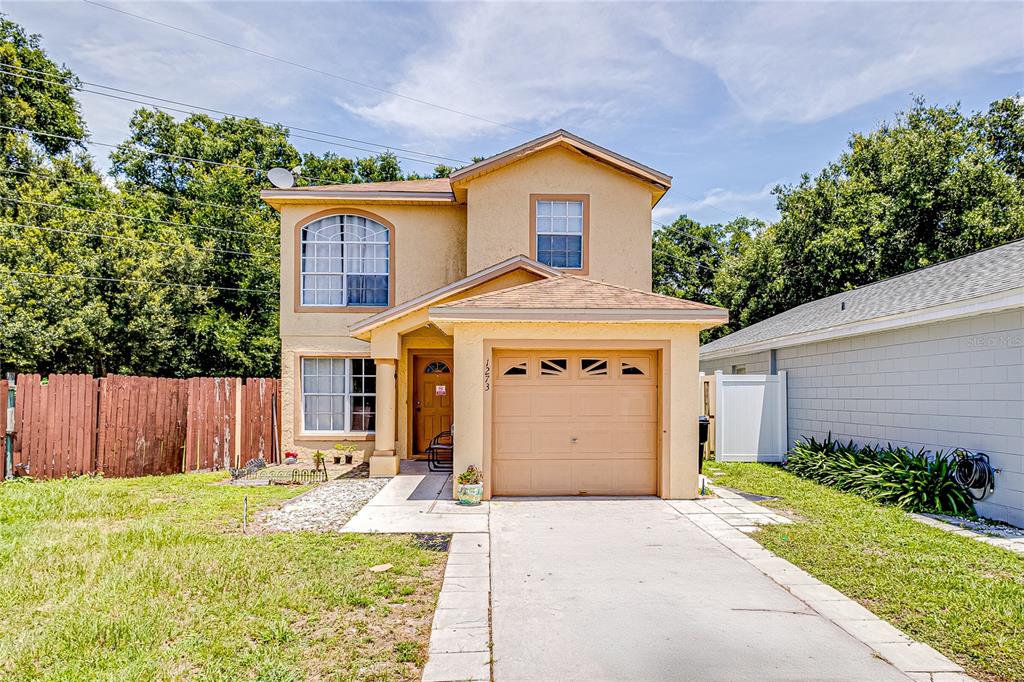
710;370;788;462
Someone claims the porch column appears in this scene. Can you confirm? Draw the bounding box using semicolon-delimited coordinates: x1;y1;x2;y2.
369;357;399;477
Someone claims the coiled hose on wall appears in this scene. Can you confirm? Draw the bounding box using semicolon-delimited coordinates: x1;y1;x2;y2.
953;450;996;501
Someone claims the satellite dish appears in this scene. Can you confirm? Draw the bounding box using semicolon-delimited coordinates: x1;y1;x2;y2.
267;167;295;189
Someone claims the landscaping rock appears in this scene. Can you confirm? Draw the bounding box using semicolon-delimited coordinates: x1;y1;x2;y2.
257;479;388;532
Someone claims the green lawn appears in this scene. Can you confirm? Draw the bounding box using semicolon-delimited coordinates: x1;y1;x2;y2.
0;473;446;681
708;462;1024;682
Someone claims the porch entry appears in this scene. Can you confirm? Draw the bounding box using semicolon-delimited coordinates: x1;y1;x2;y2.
413;353;454;455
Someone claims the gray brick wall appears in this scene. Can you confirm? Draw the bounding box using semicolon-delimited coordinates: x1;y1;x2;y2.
702;308;1024;527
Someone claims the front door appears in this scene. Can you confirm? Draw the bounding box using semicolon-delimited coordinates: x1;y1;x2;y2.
413;354;454;454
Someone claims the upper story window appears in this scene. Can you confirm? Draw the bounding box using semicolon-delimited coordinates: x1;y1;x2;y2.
532;195;587;271
300;214;390;308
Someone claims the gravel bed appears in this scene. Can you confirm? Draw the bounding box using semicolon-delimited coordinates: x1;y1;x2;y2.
924;512;1024;539
257;478;388;532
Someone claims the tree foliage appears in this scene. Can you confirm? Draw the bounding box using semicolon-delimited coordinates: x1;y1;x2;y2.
0;14;457;377
655;97;1024;336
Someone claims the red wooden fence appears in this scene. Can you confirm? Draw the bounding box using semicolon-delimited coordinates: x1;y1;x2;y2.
242;378;281;464
5;373;280;480
1;378;7;479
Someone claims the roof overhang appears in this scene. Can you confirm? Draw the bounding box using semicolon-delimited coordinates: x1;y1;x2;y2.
349;255;560;339
429;307;729;323
261;189;455;209
700;286;1024;360
448;130;672;206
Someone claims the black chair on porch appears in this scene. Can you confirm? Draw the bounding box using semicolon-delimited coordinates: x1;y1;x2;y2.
426;426;454;472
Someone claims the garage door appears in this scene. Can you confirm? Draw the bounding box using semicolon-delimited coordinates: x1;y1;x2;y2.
492;350;659;496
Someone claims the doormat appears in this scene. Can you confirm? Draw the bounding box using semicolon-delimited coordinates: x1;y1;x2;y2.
413;533;451;552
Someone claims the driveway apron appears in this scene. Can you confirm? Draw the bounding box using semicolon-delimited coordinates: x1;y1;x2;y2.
489;499;910;682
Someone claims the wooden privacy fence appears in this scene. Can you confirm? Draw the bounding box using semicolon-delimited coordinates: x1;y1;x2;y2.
2;374;280;480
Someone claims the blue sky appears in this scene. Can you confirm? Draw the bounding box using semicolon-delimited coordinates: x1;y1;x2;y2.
7;1;1024;225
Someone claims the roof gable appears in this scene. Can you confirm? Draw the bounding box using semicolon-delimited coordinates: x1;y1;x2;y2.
430;275;727;322
349;255;560;337
448;130;671;205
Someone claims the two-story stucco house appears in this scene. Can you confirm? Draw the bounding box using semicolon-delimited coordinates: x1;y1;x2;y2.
262;130;727;499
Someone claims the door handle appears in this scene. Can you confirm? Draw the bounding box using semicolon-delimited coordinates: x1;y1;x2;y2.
570;437;578;444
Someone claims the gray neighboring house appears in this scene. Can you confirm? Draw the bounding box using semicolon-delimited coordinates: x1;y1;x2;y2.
700;240;1024;526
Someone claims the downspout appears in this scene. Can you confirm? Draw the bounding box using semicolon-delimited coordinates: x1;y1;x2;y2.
4;373;14;480
768;349;777;375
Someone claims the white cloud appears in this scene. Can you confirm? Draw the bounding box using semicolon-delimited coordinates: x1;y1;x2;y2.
648;2;1023;123
346;3;671;139
654;182;780;224
352;1;1023;138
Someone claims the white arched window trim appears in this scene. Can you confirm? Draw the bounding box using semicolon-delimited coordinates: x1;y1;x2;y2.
300;213;390;307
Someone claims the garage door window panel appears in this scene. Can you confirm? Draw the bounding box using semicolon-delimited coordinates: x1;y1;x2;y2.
579;358;609;378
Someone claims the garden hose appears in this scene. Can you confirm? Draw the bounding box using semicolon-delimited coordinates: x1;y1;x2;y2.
952;450;996;502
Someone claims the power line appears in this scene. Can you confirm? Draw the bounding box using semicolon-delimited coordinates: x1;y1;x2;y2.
2;268;276;294
0;194;277;241
82;0;527;135
0;65;466;168
0;124;339;186
0;167;269;215
0;220;278;259
652;218;724;253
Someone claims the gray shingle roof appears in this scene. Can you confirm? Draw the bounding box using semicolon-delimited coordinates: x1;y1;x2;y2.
700;239;1024;357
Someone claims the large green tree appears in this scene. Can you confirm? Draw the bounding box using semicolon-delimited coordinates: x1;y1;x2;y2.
713;97;1024;330
0;14;443;378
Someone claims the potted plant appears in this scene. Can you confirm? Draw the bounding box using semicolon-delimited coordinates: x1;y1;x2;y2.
333;443;358;465
456;465;483;506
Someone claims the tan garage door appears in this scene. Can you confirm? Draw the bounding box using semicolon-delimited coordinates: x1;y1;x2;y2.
492;350;659;496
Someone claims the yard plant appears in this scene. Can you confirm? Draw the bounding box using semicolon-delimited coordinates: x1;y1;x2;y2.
785;436;975;514
0;473;446;681
709;463;1024;682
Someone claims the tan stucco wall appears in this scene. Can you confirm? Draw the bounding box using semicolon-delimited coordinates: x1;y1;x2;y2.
278;202;465;456
464;146;655;290
279;203;467;338
448;321;703;500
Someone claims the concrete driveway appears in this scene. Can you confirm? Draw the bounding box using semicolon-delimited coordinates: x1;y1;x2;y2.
489;498;910;682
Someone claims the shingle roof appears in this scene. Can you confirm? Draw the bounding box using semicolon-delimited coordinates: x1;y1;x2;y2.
701;239;1024;357
432;275;726;313
277;178;453;194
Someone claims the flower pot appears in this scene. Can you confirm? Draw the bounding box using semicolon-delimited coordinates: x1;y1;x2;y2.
333;456;342;465
345;454;354;464
457;483;483;506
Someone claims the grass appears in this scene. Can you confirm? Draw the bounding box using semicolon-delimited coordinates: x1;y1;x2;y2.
0;473;447;681
708;462;1024;682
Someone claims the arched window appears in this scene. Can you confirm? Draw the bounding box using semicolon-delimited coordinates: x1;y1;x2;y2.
300;214;390;307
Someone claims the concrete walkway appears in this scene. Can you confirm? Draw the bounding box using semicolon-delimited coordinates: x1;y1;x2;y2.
342;470;970;682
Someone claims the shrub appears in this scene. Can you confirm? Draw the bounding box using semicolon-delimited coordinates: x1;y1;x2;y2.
786;436;974;515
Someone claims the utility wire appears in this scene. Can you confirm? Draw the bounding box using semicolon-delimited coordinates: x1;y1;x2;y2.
2;268;276;294
0;66;464;169
2;63;468;164
0;124;340;186
652;218;723;253
0;221;278;259
82;0;527;134
0;168;270;215
0;195;277;241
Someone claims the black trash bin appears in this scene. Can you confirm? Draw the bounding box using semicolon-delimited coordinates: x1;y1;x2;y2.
697;415;710;474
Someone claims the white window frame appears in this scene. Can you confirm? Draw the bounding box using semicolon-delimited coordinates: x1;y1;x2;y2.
300;214;390;308
300;357;376;434
535;199;584;270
